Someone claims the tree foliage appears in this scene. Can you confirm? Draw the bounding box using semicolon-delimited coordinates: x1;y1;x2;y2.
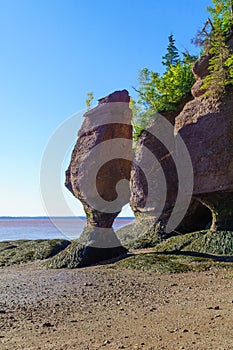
137;61;195;112
202;0;233;96
162;34;180;69
207;0;233;34
132;35;196;139
85;92;94;109
202;27;231;96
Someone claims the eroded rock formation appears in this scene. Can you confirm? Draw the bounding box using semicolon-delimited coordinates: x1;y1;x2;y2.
175;90;233;231
125;54;233;247
126;102;194;247
48;90;132;268
174;52;233;232
191;54;210;98
49;54;233;265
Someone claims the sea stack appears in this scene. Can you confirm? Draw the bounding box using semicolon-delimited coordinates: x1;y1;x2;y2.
47;90;132;268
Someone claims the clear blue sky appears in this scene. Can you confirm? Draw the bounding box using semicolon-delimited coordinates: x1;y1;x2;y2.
0;0;212;216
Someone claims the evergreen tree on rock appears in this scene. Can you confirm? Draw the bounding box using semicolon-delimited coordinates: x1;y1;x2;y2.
162;34;180;69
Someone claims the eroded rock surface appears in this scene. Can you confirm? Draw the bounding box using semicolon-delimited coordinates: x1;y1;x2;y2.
49;90;132;268
191;54;210;98
126;54;233;244
175;91;233;231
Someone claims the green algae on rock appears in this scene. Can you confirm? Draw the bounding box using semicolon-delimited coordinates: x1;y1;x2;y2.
154;230;233;255
113;253;192;273
0;239;70;267
45;227;128;269
116;216;162;249
113;252;233;273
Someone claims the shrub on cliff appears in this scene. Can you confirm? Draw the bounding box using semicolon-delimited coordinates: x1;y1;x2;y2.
132;35;196;139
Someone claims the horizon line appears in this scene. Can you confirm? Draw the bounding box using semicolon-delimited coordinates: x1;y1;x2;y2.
0;215;135;219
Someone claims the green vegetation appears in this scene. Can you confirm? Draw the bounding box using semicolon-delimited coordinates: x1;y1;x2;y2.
132;1;233;137
85;91;94;110
207;0;233;33
154;230;233;255
162;34;180;69
116;216;162;249
201;0;233;96
84;2;233;138
113;252;232;274
132;34;196;139
114;253;192;273
0;239;70;267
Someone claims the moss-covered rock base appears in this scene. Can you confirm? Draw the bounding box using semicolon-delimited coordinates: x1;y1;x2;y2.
0;239;70;267
113;252;233;273
116;216;163;249
46;226;128;269
154;230;233;255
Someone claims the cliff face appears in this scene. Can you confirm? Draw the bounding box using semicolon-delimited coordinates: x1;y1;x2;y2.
128;54;233;244
175;92;233;231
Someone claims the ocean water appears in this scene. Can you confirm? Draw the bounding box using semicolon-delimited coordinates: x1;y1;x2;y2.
0;217;135;242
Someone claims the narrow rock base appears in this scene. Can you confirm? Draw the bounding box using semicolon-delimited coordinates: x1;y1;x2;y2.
117;216;164;249
46;227;128;268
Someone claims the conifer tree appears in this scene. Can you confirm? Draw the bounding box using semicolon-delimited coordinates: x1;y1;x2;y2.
202;27;230;96
202;0;233;96
162;34;180;69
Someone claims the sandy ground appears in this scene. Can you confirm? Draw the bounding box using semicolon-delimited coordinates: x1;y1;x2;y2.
0;261;232;350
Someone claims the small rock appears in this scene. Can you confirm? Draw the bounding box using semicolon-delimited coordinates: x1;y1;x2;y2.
42;322;54;328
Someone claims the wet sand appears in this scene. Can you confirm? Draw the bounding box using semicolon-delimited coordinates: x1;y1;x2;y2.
0;262;233;350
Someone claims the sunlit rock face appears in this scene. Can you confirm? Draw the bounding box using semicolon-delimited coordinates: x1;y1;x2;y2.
128;53;233;243
175;74;233;232
66;89;132;228
53;90;132;268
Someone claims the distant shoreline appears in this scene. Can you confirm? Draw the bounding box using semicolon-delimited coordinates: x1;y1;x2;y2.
0;217;135;242
0;216;135;220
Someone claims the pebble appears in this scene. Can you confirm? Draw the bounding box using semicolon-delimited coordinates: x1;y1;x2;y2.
42;322;54;328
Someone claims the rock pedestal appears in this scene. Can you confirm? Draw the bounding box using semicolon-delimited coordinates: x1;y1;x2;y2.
48;90;132;268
